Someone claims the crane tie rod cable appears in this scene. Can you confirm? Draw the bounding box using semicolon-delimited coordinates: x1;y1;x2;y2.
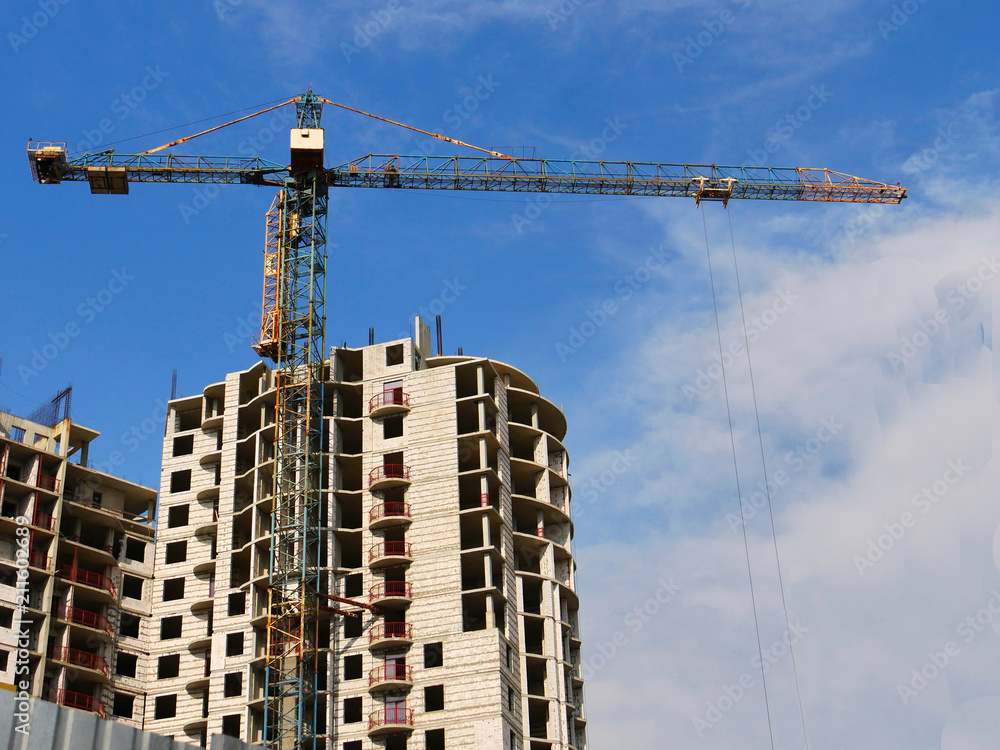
141;98;300;154
314;97;511;159
139;94;512;160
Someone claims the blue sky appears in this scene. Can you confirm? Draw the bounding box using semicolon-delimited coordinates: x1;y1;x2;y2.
4;1;1000;748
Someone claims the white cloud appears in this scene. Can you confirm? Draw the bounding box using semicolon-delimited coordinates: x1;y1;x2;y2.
571;194;1000;749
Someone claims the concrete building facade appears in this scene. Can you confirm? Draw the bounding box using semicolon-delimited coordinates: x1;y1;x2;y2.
0;405;157;726
144;322;587;750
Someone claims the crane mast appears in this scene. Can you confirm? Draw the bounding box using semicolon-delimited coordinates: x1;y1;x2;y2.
264;91;327;750
26;92;907;750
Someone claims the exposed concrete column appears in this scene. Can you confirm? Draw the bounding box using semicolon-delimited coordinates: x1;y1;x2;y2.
485;553;496;629
477;365;486;395
478;400;487;432
530;403;539;429
482;514;492;547
479;437;488;471
479;474;490;506
536;509;545;538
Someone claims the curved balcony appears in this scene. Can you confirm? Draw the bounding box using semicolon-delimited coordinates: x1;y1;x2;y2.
368;705;414;735
368;663;413;692
44;687;106;718
183;718;209;737
368;541;413;568
57;564;115;597
368;622;414;650
48;645;109;677
368;465;411;490
369;502;412;529
368;581;413;609
55;605;112;638
369;390;411;418
193;559;216;575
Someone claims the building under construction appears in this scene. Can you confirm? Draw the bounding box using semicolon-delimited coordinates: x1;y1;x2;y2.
138;319;586;749
0;389;157;726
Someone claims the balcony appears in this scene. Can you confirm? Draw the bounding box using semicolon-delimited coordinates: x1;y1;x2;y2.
48;645;109;677
58;564;115;596
31;510;55;530
368;541;412;568
37;474;60;493
44;687;106;718
55;605;112;637
368;390;411;418
368;501;411;529
368;704;414;735
368;622;414;649
368;663;413;692
368;464;411;490
368;581;413;609
29;551;50;570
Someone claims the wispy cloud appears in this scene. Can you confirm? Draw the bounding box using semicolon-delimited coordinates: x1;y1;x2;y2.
573;165;1000;746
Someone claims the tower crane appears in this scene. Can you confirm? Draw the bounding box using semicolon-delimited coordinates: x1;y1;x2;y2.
27;90;907;750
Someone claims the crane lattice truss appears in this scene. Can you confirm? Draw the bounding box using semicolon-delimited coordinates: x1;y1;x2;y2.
26;92;906;750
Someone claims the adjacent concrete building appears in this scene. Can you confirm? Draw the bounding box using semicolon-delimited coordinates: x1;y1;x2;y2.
144;321;587;750
0;400;157;727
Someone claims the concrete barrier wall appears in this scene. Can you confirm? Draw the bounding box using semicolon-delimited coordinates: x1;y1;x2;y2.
0;690;262;750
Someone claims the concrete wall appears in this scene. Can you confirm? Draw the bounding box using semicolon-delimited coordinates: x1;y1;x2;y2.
0;690;262;750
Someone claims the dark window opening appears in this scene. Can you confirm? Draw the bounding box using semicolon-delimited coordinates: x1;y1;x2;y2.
226;632;244;656
112;692;135;718
222;714;240;737
424;642;443;668
158;654;180;679
167;504;189;528
343;654;363;680
161;616;183;640
343;697;362;723
169;470;191;493
224;671;243;697
344;574;362;598
162;578;185;601
124;538;145;562
424;685;444;712
116;652;138;678
154;694;177;720
386;344;404;366
119;614;140;638
426;728;445;750
122;574;143;600
164;541;187;564
383;415;404;439
228;592;246;616
172;435;194;456
344;616;362;639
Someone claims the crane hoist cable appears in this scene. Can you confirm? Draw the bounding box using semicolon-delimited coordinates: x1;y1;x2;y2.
701;204;778;750
726;206;811;750
702;204;816;750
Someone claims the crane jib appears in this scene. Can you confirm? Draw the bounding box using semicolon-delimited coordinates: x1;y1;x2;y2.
27;142;906;204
